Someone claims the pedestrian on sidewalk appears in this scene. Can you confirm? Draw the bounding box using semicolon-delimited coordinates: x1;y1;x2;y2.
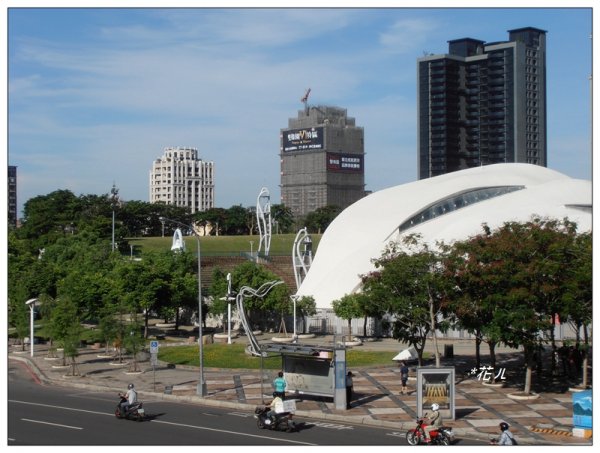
345;371;354;409
400;362;409;394
273;371;287;399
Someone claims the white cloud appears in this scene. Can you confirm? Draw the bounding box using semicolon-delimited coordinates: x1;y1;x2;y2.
379;18;438;54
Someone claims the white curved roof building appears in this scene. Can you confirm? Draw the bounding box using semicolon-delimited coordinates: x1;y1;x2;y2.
296;163;592;309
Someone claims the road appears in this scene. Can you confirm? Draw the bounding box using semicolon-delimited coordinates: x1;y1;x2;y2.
8;361;483;446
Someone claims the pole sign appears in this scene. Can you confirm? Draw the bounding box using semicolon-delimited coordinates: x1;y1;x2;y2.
150;340;159;354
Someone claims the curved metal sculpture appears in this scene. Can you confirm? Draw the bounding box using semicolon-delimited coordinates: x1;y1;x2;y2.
256;187;272;257
236;280;284;356
171;228;186;251
292;227;313;290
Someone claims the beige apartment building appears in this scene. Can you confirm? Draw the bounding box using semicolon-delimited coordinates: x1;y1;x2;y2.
149;146;214;213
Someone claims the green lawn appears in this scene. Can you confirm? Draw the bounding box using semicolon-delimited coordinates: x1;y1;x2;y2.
129;234;321;256
158;343;398;370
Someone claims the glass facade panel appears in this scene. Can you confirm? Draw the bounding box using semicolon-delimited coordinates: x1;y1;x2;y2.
398;185;525;233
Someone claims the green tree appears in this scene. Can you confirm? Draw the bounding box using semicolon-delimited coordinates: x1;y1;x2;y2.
295;295;317;334
115;255;170;338
559;231;592;387
194;207;228;236
123;314;145;372
443;226;506;375
18;189;80;249
458;218;585;394
230;261;289;331
98;312;119;357
37;294;60;357
271;204;294;234
57;269;113;322
362;234;449;366
304;205;341;234
223;205;250;235
332;294;363;338
48;296;83;370
8;293;31;351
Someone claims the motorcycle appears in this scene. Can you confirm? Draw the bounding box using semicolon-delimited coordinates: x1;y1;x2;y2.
115;394;145;422
406;416;454;445
254;405;297;432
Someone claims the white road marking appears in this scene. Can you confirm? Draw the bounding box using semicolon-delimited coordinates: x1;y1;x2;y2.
152;419;316;445
9;400;316;445
22;418;83;430
310;421;354;430
10;400;111;417
228;411;252;418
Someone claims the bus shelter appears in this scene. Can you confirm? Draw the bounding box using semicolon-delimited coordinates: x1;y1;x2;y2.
260;342;347;409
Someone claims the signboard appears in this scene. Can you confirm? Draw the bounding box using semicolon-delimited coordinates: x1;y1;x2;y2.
150;352;158;366
150;340;159;354
326;152;364;173
573;390;592;429
417;367;456;420
282;127;324;152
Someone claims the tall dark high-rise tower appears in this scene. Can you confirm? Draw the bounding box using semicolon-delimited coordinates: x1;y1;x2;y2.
8;165;17;228
417;27;547;179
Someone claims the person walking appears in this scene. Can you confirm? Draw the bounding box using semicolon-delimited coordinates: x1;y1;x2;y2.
400;362;409;394
273;371;287;399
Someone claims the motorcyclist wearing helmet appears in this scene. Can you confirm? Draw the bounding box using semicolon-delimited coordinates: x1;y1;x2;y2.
119;383;138;416
496;422;516;445
266;392;285;422
423;403;443;442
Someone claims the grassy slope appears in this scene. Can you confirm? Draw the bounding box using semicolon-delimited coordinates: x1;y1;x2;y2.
129;234;321;256
132;233;378;368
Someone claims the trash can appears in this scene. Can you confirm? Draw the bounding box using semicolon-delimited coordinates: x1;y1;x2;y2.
444;344;454;358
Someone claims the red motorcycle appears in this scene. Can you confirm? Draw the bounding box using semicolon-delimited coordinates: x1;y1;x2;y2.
406;417;454;445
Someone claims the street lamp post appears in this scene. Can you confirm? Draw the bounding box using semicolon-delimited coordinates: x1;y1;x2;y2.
226;273;233;344
159;217;207;397
110;184;119;252
25;298;38;357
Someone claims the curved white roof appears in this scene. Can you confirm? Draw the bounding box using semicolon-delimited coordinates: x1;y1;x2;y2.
296;163;592;309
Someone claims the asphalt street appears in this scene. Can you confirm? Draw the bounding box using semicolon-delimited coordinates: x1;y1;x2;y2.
10;360;478;446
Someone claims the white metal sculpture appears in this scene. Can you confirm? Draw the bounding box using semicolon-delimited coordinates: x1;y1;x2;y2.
171;228;186;252
291;227;313;340
292;227;313;290
256;187;272;257
236;280;284;356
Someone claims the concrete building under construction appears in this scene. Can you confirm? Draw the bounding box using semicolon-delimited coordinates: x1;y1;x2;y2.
280;101;366;219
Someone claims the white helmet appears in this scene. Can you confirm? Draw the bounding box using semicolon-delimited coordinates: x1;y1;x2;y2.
431;403;440;411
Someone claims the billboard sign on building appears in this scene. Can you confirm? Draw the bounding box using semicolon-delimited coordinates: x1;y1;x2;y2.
283;127;324;152
327;152;364;173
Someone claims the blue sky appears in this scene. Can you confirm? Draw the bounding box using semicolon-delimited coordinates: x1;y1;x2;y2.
5;4;594;217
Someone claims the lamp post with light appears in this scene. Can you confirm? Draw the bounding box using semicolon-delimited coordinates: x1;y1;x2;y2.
25;298;38;357
159;216;207;397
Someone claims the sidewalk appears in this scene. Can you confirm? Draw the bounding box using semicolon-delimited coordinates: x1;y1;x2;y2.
8;337;592;446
